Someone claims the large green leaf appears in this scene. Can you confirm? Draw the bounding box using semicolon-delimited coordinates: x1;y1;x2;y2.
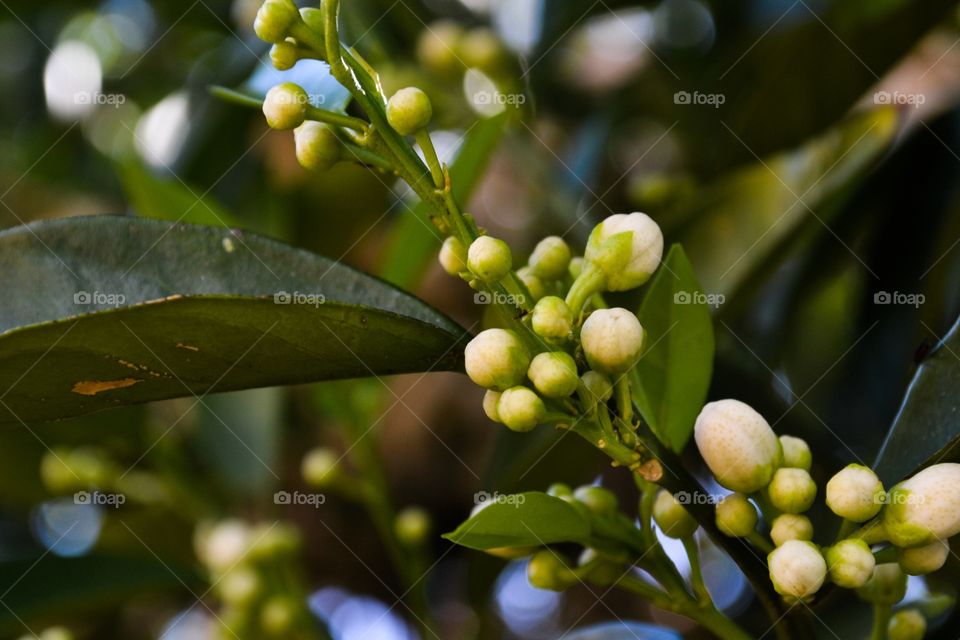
873;313;960;485
443;491;590;550
0;216;468;424
632;245;714;453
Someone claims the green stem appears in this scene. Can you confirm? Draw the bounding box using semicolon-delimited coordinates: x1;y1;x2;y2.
209;85;264;109
305;106;370;132
414;130;444;188
747;531;774;554
683;536;714;606
834;518;857;543
341;142;394;171
870;603;892;640
615;376;633;423
565;264;605;319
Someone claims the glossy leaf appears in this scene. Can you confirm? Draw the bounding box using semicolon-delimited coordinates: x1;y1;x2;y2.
0;216;468;424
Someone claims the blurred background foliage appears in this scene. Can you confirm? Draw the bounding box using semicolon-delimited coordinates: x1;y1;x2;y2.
2;0;960;638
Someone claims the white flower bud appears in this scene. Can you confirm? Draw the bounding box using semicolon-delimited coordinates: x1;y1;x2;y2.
882;463;960;548
779;435;811;471
579;308;644;375
464;329;531;390
857;563;906;605
497;386;545;432
825;464;884;523
888;609;926;640
693;399;781;493
467;236;512;282
301;447;338;487
768;468;817;514
716;493;758;538
528;236;572;280
528;352;579;399
386;87;433;135
482;390;502;423
771;514;814;547
825;539;875;588
768;540;826;601
516;267;545;302
584;212;663;291
531;296;573;340
195;519;252;573
653;490;698;539
897;538;949;575
294;121;341;171
262;82;308;130
568;256;584;279
270;41;299;70
439;236;468;276
218;566;261;606
254;0;301;43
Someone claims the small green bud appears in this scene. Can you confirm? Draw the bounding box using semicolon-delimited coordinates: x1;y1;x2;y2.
497;386;545;432
248;522;302;559
531;296;573;341
41;448;115;493
254;0;301;44
580;308;644;375
416;20;464;76
825;464;884;523
715;493;758;538
883;463;960;548
262;82;308;130
527;351;579;399
584;212;663;292
578;548;622;586
694;399;781;494
653;490;698;539
467;235;512;282
768;540;826;601
888;609;926;640
269;41;299;70
825;539;875;588
516;266;545;302
897;539;949;575
386;87;433;135
260;596;296;635
546;482;572;498
573;485;618;515
578;371;613;406
768;468;817;514
779;435;812;471
298;7;325;39
464;328;530;390
527;550;577;591
218;566;261;606
439;236;468;276
482;390;502;423
294;121;340;171
770;514;814;547
395;506;431;546
568;256;584;279
459;28;505;73
301;447;339;488
529;236;572;280
857;563;907;605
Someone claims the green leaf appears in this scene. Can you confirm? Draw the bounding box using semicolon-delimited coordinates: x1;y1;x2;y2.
873;313;960;485
0;216;468;424
632;245;715;453
443;491;590;550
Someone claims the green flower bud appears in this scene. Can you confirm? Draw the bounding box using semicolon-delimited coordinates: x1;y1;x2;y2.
416;20;464;76
294;121;340;171
547;482;572;498
459;28;505;73
584;212;663;292
218;566;261;606
825;464;884;523
529;236;572;280
779;435;812;471
825;539;875;588
386;87;433;135
580;308;644;375
568;256;584;279
578;371;613;406
715;493;758;538
270;41;299;70
261;596;296;635
254;0;300;44
527;550;577;591
897;539;949;575
195;519;253;573
482;390;502;423
395;506;431;546
301;447;339;488
883;463;960;548
41;447;115;493
439;236;468;276
768;540;826;601
694;399;781;494
516;266;545;302
248;522;302;559
573;485;618;515
497;386;545;432
768;468;817;514
531;296;573;341
467;235;512;282
888;609;926;640
857;563;907;605
464;328;530;390
527;351;579;399
771;514;814;547
262;82;308;130
578;548;622;586
653;490;698;539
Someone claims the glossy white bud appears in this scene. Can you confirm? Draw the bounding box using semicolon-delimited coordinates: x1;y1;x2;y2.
694;399;781;493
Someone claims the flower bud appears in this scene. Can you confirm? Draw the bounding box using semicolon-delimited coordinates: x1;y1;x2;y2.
497;386;545;432
528;352;579;399
527;550;577;591
584;212;663;292
547;482;572;498
218;566;261;606
771;514;814;547
516;267;545;302
531;296;573;341
262;82;308;130
195;519;253;573
653;490;698;539
897;539;949;575
467;236;512;282
578;371;613;406
261;596;296;635
439;236;468;276
580;308;644;375
779;435;811;471
386;87;433;135
482;390;502;423
573;485;618;515
254;0;300;43
395;506;431;546
529;236;572;280
825;539;875;588
882;463;960;548
248;522;302;559
270;41;299;70
715;493;758;538
464;329;530;390
578;548;623;586
568;256;584;279
768;468;817;514
693;399;781;494
825;464;884;523
301;447;339;488
857;563;907;605
459;28;505;74
768;540;826;601
294;121;340;171
888;609;926;640
416;21;464;76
